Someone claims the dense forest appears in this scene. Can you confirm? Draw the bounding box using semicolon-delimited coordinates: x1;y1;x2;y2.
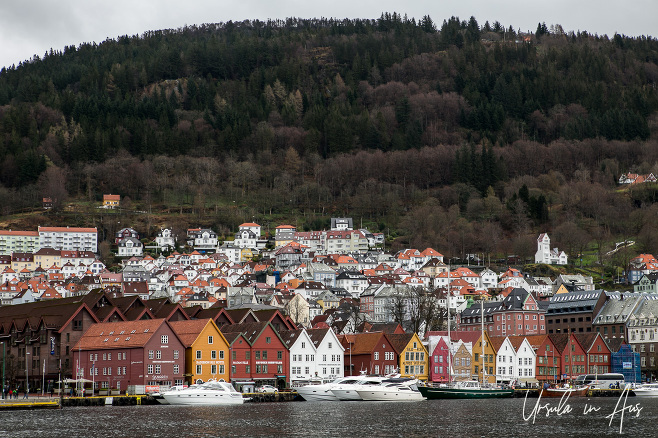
1;14;658;273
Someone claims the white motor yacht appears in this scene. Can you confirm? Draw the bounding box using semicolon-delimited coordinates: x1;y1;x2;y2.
632;383;658;397
296;377;356;402
161;379;245;405
151;385;185;404
356;379;425;401
330;375;395;401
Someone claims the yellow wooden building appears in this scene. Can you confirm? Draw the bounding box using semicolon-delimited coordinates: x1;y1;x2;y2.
387;333;429;381
472;331;497;384
169;319;230;384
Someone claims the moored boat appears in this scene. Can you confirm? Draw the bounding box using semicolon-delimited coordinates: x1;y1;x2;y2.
296;376;357;402
161;379;244;405
356;379;425;401
539;385;589;398
330;375;398;401
418;380;514;399
632;383;658;397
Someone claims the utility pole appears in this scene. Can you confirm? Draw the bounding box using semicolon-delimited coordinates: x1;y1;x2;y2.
1;342;5;399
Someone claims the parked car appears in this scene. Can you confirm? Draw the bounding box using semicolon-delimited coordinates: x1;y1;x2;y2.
255;385;278;393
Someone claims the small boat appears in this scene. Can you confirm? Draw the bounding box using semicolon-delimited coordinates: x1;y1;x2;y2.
540;385;589;398
418;380;515;399
356;379;425;401
632;383;658;397
161;379;244;405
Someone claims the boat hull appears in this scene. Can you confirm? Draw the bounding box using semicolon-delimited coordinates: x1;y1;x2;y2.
356;389;424;401
161;392;245;405
296;387;339;402
418;386;514;399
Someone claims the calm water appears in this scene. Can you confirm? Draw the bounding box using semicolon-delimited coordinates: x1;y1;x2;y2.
1;395;656;437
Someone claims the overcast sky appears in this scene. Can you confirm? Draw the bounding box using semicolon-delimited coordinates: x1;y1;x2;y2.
1;0;656;70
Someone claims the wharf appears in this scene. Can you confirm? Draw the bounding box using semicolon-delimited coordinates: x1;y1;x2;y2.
513;388;633;397
63;395;159;406
244;391;298;403
0;395;61;410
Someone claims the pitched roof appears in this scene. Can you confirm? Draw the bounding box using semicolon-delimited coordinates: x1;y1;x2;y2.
385;333;415;354
169;319;216;347
73;319;170;350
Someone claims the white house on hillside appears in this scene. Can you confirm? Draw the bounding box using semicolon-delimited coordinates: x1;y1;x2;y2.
535;233;568;265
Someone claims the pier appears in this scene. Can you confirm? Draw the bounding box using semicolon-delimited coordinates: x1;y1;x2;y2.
513;388;634;397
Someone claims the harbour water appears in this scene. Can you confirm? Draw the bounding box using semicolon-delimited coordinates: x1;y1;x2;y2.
2;396;657;437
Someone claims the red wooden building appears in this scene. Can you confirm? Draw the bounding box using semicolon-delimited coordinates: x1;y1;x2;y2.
525;335;561;383
575;333;612;375
220;321;289;389
73;319;185;393
428;336;451;383
549;333;587;381
338;332;399;376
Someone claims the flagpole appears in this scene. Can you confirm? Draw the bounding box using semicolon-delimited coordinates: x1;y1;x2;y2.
42;359;45;397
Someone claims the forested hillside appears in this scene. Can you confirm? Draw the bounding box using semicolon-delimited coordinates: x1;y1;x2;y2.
1;14;657;269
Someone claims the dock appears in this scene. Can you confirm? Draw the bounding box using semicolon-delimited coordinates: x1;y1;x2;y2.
513;388;633;397
0;396;61;410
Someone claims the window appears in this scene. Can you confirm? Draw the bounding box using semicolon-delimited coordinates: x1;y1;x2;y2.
148;350;154;359
256;351;261;360
173;350;179;359
154;365;160;374
328;342;332;349
156;350;162;359
196;365;202;374
277;351;282;360
147;364;154;374
211;365;217;374
173;364;179;374
374;352;379;360
266;337;271;344
219;350;224;359
263;351;268;360
211;350;217;359
196;350;202;359
161;335;168;344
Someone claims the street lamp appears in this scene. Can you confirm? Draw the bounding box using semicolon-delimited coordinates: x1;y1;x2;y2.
26;351;30;398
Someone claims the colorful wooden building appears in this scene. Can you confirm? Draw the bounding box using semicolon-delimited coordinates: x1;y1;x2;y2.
386;332;429;381
73;319;186;392
169;318;230;384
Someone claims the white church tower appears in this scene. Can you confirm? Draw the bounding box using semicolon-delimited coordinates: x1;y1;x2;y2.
535;233;567;265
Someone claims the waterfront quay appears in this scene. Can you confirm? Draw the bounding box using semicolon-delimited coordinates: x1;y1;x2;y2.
0;390;296;410
512;387;633;397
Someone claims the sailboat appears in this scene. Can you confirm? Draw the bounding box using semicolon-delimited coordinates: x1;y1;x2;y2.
419;280;514;400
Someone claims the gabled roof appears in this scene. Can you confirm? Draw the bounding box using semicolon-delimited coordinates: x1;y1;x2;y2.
169;319;224;348
338;332;388;354
220;321;285;346
385;333;416;354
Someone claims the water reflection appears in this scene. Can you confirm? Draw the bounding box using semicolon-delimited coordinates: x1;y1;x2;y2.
1;397;657;438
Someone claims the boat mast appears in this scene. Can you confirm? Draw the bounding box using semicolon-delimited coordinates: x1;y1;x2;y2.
447;265;452;385
481;297;485;385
